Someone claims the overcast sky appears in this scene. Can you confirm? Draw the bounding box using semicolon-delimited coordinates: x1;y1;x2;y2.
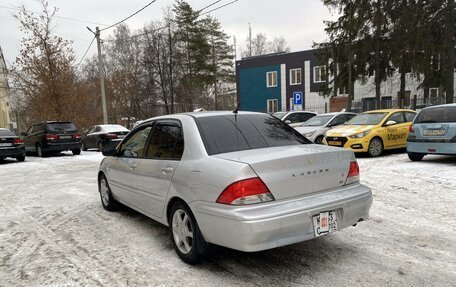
0;0;338;67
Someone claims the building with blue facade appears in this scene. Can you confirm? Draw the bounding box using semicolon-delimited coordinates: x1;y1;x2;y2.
236;49;331;114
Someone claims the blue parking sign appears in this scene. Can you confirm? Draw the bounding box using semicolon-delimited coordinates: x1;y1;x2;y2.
293;92;303;105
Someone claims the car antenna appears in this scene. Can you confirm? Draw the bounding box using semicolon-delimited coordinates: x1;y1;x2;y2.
233;102;241;114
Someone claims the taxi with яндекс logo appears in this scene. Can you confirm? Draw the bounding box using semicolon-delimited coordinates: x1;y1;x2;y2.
323;109;417;157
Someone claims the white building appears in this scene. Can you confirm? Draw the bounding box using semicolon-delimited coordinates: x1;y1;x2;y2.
0;46;11;129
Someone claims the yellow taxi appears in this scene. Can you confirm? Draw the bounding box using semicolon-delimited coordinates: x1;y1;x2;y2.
324;109;417;157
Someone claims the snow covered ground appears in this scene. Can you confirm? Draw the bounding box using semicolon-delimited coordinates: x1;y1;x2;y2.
0;150;455;286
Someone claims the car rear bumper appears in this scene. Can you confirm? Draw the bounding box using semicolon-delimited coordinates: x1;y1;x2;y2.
0;146;25;158
407;141;456;155
190;183;372;252
44;142;81;152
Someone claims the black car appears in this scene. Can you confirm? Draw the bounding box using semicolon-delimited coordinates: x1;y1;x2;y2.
22;121;82;157
0;128;25;162
81;124;129;151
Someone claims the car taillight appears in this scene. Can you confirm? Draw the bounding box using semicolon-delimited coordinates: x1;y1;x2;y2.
45;134;59;141
345;161;360;185
409;124;414;132
216;177;275;205
106;133;118;139
14;138;24;145
72;134;81;139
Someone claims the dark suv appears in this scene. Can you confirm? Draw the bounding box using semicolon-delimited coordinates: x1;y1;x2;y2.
22;121;82;157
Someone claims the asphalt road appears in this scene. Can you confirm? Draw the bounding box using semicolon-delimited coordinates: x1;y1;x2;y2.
0;151;455;286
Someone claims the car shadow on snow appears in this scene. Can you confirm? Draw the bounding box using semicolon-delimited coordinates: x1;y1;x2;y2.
0;158;23;165
114;204;358;283
355;147;407;158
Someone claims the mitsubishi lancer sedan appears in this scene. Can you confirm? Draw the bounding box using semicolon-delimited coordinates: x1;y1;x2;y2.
98;111;373;264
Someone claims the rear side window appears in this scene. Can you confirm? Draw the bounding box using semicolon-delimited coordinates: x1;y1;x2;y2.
415;107;456;123
47;122;77;132
196;114;310;156
0;129;14;136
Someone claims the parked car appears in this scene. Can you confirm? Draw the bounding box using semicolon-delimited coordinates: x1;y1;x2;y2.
98;111;372;264
324;109;417;157
407;104;456;161
22;121;82;157
81;124;129;151
273;111;317;127
295;112;357;144
0;128;25;162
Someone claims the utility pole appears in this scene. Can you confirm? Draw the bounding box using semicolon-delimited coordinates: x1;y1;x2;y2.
248;22;252;57
88;26;108;124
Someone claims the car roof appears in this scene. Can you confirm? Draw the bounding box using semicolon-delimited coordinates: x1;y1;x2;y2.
421;103;456;110
364;109;416;113
316;112;356;116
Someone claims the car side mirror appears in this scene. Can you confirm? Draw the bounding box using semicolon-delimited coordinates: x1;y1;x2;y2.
19;132;26;137
102;146;118;156
284;120;291;125
385;120;397;126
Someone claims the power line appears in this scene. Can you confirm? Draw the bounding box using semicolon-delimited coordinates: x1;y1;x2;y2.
200;0;240;16
100;0;159;32
0;4;109;26
75;36;95;69
197;0;224;13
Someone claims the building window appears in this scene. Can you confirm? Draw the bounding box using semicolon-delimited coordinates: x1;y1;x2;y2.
313;66;327;83
429;87;439;98
266;71;277;87
289;68;302;85
267;99;278;113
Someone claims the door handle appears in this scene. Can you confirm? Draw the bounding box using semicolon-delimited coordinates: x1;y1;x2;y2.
129;163;138;169
162;167;174;173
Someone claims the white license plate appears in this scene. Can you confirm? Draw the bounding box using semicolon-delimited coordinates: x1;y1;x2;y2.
313;211;338;237
423;129;446;136
328;141;342;146
59;136;71;139
0;143;12;147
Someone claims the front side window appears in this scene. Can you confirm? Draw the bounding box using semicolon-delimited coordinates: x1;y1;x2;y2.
120;126;152;158
386;112;405;125
313;65;327;83
330;115;348;126
266;71;277;87
290;68;302;85
146;122;184;160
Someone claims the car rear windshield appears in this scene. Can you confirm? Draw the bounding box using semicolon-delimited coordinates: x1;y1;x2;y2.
0;129;14;137
415;107;456;123
46;122;77;132
346;113;388;125
195;114;311;156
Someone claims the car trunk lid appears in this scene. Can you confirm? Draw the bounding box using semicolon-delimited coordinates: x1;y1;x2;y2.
214;145;355;200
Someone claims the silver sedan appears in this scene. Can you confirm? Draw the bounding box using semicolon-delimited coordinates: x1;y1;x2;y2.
98;111;372;264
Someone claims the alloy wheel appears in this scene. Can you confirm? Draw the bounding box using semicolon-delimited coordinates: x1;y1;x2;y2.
172;209;194;255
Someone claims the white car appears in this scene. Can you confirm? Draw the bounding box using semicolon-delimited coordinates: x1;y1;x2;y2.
295;112;357;144
273;111;317;127
98;111;372;264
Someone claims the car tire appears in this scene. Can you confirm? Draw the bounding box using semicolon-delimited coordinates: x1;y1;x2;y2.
169;201;208;264
98;141;104;152
408;152;425;161
314;135;324;145
368;138;384;157
81;142;88;151
98;174;119;211
36;144;45;157
16;156;25;162
72;148;81;156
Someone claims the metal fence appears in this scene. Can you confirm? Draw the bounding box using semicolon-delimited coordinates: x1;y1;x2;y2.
305;96;455;114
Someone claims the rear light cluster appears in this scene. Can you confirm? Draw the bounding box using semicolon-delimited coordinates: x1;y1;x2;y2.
409;124;415;132
72;134;81;139
217;177;275;205
345;161;360;185
14;138;24;145
105;133;118;140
